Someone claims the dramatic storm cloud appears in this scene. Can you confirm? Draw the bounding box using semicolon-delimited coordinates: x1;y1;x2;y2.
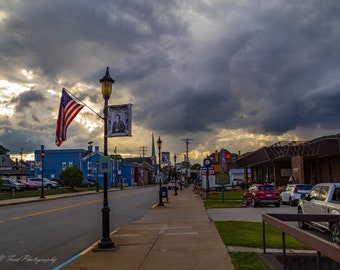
0;0;340;163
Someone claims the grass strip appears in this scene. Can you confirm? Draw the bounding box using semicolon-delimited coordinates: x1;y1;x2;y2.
203;190;244;208
215;220;309;250
229;252;266;270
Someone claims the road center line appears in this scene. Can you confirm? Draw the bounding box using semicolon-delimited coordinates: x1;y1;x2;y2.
2;189;147;223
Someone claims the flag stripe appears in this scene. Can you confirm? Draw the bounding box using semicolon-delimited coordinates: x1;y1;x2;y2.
55;88;84;147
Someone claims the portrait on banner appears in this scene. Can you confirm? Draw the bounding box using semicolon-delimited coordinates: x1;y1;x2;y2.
161;152;170;165
107;104;132;137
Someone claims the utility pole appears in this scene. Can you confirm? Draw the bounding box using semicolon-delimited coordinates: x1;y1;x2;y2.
181;138;193;187
139;146;148;185
20;147;23;180
139;146;148;159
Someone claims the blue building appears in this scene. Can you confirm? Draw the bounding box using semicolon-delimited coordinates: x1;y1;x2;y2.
31;145;151;188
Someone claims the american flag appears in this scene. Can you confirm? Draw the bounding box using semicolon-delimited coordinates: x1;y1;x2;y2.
55;88;84;147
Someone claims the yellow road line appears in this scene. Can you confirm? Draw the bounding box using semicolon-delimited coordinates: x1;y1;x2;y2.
2;189;148;224
8;216;24;220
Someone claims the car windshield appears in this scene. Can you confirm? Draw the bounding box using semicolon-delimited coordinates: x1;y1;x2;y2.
296;185;312;191
258;186;276;191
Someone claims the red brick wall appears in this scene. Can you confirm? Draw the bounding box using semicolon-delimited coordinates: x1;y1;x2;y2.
291;156;304;183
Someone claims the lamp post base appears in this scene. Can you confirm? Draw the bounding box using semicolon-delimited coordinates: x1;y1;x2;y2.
98;206;115;249
98;237;115;249
158;190;164;206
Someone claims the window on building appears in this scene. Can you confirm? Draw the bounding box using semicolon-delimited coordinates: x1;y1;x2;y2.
62;162;66;170
69;162;73;167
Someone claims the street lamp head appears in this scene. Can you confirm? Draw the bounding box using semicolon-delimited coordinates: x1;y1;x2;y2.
157;136;162;150
41;145;45;157
99;67;115;99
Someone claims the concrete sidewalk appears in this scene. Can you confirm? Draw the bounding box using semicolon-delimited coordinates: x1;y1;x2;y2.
60;187;235;270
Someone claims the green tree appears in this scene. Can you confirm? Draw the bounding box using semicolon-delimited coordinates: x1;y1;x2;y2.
190;164;201;181
191;163;201;170
59;166;83;189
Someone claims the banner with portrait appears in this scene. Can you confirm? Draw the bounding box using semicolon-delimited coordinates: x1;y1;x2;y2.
161;152;170;165
107;104;132;137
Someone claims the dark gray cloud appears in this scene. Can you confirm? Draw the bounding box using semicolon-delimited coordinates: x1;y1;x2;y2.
0;0;340;161
12;90;45;113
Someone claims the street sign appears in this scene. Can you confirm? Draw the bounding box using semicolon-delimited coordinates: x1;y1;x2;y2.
199;166;214;175
99;156;111;173
216;173;230;185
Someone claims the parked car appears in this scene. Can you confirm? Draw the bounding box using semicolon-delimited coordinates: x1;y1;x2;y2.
51;178;64;187
297;183;340;245
80;180;96;187
243;184;280;207
280;184;313;206
1;179;26;192
17;180;39;191
27;178;59;189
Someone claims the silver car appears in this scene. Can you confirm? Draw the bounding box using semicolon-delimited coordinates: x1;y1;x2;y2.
280;184;312;206
27;178;59;189
1;179;26;192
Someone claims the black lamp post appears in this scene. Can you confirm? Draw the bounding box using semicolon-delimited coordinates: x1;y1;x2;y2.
119;158;123;190
96;160;99;192
98;67;115;249
40;145;45;199
174;154;178;195
157;136;164;206
88;141;93;180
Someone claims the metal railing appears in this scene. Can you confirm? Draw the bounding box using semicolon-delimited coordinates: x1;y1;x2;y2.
262;213;340;270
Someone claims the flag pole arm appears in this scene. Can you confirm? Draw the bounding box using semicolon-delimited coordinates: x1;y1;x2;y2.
63;88;104;120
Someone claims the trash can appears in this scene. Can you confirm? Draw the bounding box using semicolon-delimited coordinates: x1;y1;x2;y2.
161;186;168;202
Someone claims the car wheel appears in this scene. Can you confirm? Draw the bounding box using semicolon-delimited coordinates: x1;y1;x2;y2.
275;202;280;207
251;198;257;208
46;184;52;189
330;223;340;246
10;187;16;193
297;208;308;229
289;197;293;207
280;197;285;205
242;198;248;206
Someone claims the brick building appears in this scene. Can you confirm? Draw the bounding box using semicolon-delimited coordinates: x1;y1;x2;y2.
236;134;340;186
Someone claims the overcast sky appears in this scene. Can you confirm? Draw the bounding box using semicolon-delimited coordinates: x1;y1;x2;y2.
1;0;340;164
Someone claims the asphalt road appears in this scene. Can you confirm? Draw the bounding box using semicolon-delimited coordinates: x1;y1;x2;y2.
0;187;158;270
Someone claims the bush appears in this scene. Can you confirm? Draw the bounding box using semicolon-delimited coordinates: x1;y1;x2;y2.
59;166;83;189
